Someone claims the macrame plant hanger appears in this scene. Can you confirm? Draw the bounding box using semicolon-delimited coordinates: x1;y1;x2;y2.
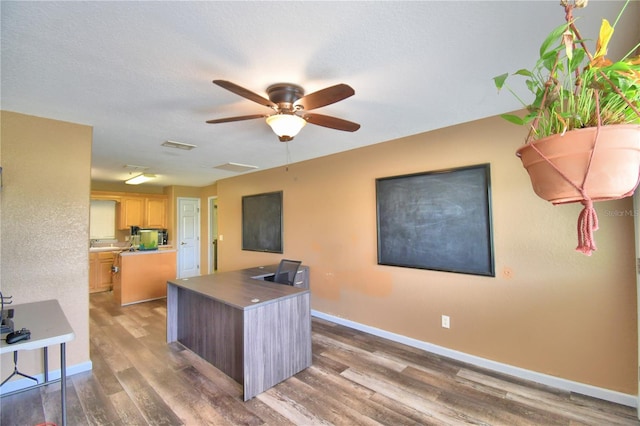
525;1;640;256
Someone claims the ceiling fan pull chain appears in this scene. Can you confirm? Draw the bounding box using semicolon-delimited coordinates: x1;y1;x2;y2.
285;141;292;172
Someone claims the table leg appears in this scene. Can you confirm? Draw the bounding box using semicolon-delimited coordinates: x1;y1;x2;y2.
60;342;67;426
44;347;49;382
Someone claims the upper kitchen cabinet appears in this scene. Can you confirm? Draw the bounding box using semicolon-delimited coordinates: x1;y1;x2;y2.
118;195;168;229
119;197;144;229
145;197;167;229
91;191;169;230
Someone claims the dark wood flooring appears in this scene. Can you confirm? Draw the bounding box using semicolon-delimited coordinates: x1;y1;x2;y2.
1;291;638;425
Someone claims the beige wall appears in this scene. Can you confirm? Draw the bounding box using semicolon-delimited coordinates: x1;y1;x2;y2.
216;114;637;395
1;111;92;379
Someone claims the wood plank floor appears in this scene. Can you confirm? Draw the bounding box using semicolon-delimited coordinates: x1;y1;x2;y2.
2;291;638;425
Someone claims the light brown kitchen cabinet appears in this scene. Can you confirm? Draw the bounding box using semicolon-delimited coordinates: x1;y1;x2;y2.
89;254;97;291
145;197;167;228
118;197;144;229
89;251;115;293
117;195;167;229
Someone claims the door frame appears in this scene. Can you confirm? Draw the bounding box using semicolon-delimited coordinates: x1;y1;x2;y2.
208;196;218;274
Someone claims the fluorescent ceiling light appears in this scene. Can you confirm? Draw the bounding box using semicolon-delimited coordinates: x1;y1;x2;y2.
266;114;307;142
125;173;156;185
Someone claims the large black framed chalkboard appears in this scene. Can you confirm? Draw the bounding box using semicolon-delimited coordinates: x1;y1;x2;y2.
376;164;494;276
242;191;283;253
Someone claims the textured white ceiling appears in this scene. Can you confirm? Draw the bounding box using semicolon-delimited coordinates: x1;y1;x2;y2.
2;1;638;187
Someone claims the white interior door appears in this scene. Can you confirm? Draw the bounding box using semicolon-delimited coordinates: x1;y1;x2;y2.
177;197;200;278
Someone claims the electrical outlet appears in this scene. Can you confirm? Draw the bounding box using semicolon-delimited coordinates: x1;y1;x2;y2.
441;315;450;329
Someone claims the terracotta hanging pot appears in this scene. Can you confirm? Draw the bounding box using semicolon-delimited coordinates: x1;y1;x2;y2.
516;124;640;205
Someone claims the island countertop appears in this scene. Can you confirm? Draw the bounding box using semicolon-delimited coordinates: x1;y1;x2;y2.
89;245;173;254
167;265;308;310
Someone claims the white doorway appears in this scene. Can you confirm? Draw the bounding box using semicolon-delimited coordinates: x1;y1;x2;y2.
208;196;218;274
177;197;200;278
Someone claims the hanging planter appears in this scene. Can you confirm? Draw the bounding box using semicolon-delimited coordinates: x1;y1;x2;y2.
494;0;640;255
516;124;640;204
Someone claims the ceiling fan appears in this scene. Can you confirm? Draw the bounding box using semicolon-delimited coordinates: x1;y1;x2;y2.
206;80;360;142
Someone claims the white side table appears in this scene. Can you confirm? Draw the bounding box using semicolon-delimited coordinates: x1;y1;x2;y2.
1;299;75;426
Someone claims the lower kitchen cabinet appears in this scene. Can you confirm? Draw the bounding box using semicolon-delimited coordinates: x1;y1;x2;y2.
89;251;116;293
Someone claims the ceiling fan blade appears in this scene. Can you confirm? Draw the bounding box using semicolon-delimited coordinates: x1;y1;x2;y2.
213;80;277;109
295;84;355;111
303;113;360;132
206;114;267;124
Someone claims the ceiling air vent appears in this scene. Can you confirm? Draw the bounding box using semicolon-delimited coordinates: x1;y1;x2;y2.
214;162;259;173
162;140;197;150
123;164;149;171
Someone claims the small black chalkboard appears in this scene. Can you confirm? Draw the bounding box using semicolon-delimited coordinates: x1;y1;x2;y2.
242;191;283;253
376;164;494;276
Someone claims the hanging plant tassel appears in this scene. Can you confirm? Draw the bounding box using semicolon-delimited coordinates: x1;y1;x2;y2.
576;199;599;255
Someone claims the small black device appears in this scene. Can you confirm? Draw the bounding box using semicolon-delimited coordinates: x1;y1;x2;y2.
6;328;31;344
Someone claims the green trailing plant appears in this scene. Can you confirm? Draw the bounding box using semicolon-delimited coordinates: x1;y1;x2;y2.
493;0;640;142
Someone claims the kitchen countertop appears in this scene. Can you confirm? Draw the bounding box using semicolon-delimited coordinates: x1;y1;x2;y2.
89;246;127;253
119;248;176;256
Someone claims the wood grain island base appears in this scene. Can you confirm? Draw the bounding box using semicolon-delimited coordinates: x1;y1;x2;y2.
113;249;177;306
167;266;312;401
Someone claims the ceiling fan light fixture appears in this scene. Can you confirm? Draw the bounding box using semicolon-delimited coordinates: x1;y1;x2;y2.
125;173;156;185
266;114;307;141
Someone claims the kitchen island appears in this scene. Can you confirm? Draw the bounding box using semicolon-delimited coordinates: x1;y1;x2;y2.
113;249;177;306
167;265;311;401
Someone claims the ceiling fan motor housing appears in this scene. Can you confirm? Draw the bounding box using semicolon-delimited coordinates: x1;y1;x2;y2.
267;83;305;109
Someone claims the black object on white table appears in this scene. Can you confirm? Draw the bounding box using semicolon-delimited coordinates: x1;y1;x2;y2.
0;299;75;426
5;327;31;344
2;328;37;386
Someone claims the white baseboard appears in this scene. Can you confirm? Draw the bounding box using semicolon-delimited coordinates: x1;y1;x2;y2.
0;360;92;395
311;310;637;408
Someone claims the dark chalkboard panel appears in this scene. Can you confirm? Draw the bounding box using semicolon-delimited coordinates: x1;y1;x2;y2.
242;191;283;253
376;164;494;276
